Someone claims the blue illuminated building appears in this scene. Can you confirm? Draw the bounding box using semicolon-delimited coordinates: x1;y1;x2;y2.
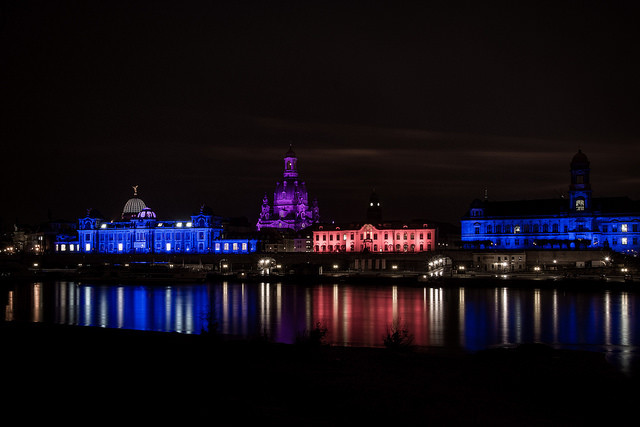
461;150;640;254
56;188;257;255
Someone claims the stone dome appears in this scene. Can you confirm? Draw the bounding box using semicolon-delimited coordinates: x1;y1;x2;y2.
136;207;156;219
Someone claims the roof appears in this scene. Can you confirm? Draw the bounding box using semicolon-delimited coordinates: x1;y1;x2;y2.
311;221;434;231
123;197;146;214
285;144;296;158
571;149;590;167
463;196;640;218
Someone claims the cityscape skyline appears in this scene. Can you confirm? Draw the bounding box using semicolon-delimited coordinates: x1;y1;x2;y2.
2;2;639;228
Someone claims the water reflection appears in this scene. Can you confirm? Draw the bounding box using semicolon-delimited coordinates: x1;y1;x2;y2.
2;280;638;372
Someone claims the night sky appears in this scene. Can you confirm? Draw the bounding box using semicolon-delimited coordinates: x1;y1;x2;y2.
2;1;639;229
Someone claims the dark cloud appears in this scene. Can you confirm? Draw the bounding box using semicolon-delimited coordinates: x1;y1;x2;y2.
1;1;639;228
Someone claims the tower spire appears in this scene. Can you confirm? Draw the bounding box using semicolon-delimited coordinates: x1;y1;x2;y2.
283;145;298;178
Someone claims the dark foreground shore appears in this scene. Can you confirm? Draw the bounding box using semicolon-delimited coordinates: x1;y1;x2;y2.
2;322;637;425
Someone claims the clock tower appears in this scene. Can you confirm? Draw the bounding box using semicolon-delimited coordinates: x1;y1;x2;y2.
569;149;592;213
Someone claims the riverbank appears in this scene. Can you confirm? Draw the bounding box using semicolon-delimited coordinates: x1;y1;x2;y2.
4;266;638;293
2;321;637;425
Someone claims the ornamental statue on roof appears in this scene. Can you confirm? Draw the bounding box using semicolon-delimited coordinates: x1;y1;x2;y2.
257;145;319;231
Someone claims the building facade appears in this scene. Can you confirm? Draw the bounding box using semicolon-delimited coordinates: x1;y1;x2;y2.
56;190;257;255
313;222;436;253
461;150;640;254
256;146;319;231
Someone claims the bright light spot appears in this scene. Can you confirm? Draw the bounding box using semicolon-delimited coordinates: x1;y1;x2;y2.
177;222;183;227
100;224;107;229
186;222;192;227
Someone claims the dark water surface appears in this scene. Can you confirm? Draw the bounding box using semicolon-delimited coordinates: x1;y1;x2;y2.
3;279;638;374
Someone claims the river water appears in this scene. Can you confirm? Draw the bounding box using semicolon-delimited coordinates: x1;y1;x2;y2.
2;279;638;374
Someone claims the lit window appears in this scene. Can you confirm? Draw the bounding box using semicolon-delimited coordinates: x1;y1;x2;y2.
622;238;628;245
69;245;74;252
621;224;628;232
186;222;192;227
575;199;585;211
233;243;238;251
514;225;520;234
85;243;91;252
242;243;247;251
101;224;107;229
166;243;171;251
177;222;183;227
61;244;66;251
118;243;123;251
224;243;229;251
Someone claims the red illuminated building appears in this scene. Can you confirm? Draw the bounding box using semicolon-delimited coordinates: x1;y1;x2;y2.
312;191;436;253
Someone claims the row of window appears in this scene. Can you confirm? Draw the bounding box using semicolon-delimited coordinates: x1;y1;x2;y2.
316;232;432;241
73;241;251;253
601;224;637;233
478;237;637;247
87;231;212;242
476;223;639;235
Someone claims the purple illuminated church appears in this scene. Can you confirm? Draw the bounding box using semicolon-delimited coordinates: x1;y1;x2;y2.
257;146;319;231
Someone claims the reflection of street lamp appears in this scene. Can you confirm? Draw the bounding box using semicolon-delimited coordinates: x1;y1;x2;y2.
259;257;274;275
